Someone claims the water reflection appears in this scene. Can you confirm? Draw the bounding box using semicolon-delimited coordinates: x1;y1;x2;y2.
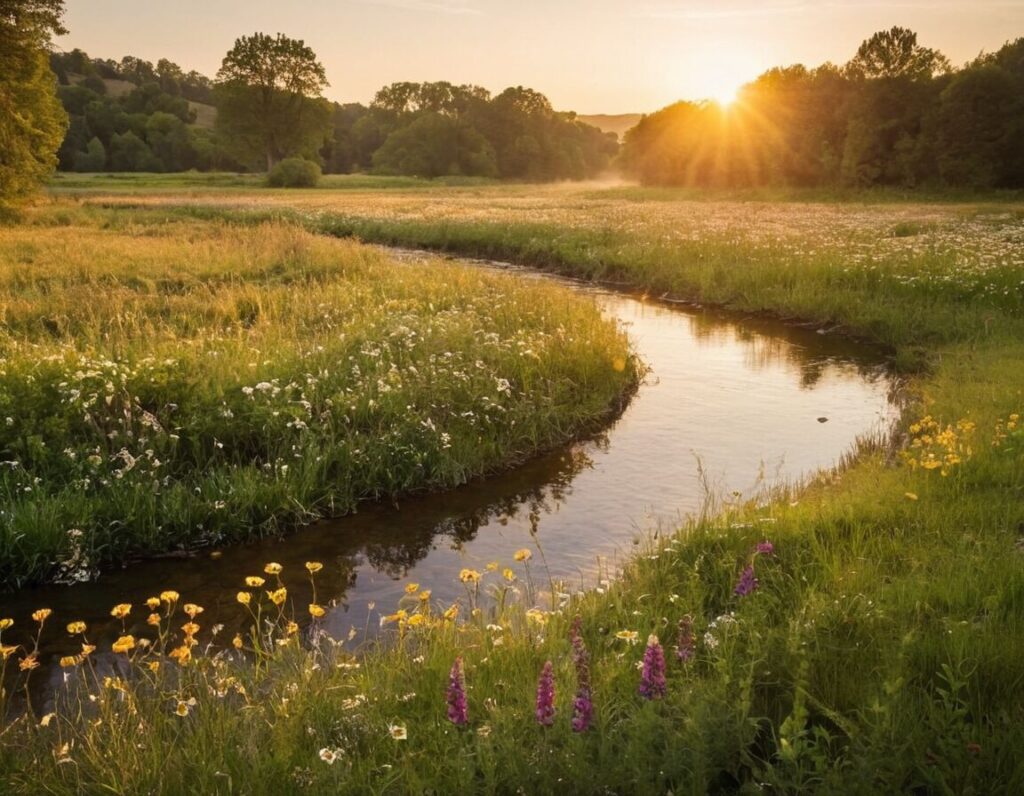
2;263;898;705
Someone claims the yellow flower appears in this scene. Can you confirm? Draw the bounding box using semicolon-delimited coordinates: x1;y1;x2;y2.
267;587;288;606
0;618;13;631
183;603;203;618
237;591;252;606
388;723;408;740
513;548;532;562
160;590;180;604
110;603;131;620
147;613;161;626
404;582;419;594
615;630;639;645
169;645;192;665
175;700;191;717
19;654;40;671
181;622;200;637
264;562;283;575
502;568;516;583
66;621;87;635
418;589;432;602
112;635;136;654
525;608;548;626
80;643;96;658
59;655;80;668
286;621;299;635
309;603;326;618
0;645;18;660
485;561;499;571
442;604;459;621
459;568;481;584
232;634;243;650
406;613;426;628
305;561;323;574
147;661;160;673
245;576;265;588
32;608;52;623
146;597;161;610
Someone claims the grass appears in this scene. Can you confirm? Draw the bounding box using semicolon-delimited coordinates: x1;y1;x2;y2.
0;206;637;588
1;180;1023;793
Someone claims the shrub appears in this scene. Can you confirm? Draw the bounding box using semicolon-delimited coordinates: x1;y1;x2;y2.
267;157;321;188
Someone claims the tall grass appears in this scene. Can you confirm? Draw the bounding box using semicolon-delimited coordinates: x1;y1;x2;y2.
0;211;637;587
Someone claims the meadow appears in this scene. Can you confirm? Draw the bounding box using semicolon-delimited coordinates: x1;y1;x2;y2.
1;180;1023;793
0;206;637;588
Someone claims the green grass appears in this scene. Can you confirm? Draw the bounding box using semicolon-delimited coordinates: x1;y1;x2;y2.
48;171;497;192
1;184;1023;793
0;207;637;588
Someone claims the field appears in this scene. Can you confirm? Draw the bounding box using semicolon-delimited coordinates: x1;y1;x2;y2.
1;179;1023;793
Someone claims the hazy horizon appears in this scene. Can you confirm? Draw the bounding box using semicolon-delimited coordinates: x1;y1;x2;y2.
56;1;1024;114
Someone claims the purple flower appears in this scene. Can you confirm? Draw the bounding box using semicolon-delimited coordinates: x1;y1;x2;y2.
675;615;695;664
734;564;759;597
446;656;468;726
639;634;667;700
755;541;775;556
535;660;555;726
570;616;593;732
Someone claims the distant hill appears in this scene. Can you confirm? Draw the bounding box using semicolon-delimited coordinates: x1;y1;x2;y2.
577;114;643;140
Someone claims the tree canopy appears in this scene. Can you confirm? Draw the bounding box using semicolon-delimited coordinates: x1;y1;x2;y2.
0;0;68;205
215;32;332;170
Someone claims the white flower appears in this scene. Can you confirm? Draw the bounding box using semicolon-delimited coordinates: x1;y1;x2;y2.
319;747;340;765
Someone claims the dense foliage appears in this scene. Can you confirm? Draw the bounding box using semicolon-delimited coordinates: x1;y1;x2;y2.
267;156;321;187
621;27;1024;189
0;0;67;206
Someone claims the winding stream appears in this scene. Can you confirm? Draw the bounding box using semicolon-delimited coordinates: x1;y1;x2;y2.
3;251;899;699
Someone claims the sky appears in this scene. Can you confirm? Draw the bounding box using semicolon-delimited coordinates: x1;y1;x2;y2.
57;1;1024;114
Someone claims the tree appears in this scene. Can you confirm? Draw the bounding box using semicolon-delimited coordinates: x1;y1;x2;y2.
0;0;68;205
74;136;106;171
846;27;950;81
215;32;331;170
372;113;497;177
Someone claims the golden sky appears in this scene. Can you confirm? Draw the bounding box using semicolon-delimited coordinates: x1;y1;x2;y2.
58;1;1024;114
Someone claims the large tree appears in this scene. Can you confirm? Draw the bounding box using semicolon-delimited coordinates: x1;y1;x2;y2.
215;32;331;170
0;0;68;206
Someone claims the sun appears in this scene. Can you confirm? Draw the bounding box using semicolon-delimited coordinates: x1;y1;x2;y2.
708;80;741;107
694;53;761;107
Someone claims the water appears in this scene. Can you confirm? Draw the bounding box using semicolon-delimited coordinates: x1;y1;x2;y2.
1;254;898;700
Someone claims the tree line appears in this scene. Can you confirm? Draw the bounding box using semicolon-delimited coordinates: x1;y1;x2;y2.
620;28;1024;190
49;33;617;180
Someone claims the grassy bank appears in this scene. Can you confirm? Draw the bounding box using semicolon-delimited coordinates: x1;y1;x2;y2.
1;186;1023;792
0;207;637;588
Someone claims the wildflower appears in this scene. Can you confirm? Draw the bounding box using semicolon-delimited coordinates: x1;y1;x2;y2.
514;548;532;562
286;621;299;636
755;541;775;556
80;643;96;658
175;699;194;717
267;587;288;606
309;603;326;618
446;657;469;726
0;618;12;631
181;622;200;636
535;661;555;726
526;607;548;626
418;590;432;602
160;590;180;604
502;568;516;582
59;656;80;668
485;561;499;572
110;603;131;620
147;613;161;626
305;561;323;575
477;724;492;738
640;634;667;700
459;568;481;584
406;614;425;628
404;583;419;594
237;592;251;606
169;645;192;665
734;565;759;597
676;616;695;663
388;723;408;740
146;597;161;610
615;630;639;645
183;604;204;618
112;635;136;655
32;608;52;623
319;748;340;765
19;654;39;671
442;605;459;621
232;634;243;650
570;616;593;732
66;621;87;635
264;563;283;575
245;576;265;588
1;645;18;660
